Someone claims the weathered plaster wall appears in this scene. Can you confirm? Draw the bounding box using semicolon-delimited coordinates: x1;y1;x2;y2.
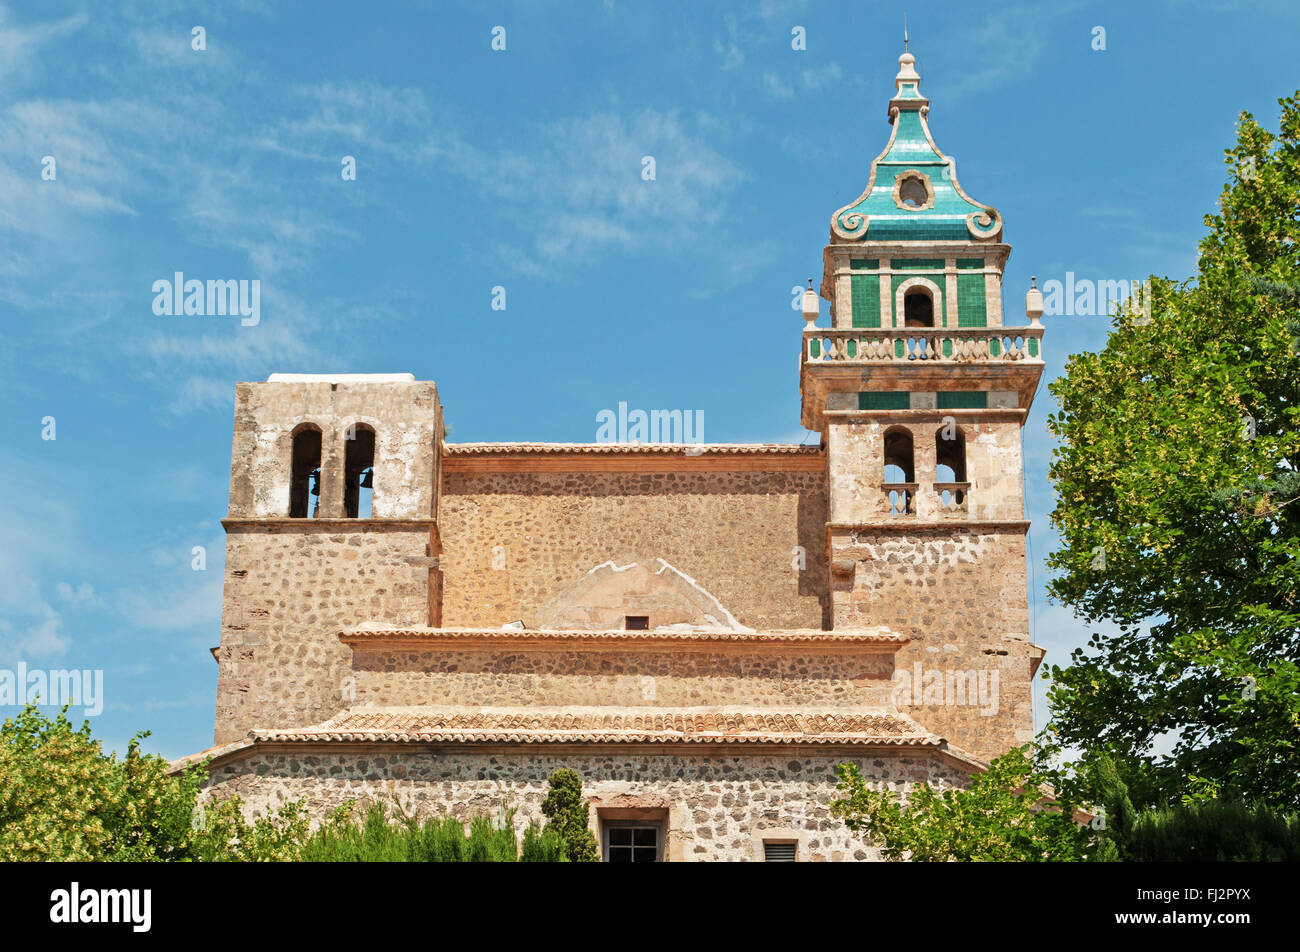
826;414;1024;522
228;381;442;519
439;469;829;631
201;748;973;861
534;558;749;631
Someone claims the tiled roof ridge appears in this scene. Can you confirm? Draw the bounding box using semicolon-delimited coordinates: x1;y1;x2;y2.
246;706;945;747
170;708;989;774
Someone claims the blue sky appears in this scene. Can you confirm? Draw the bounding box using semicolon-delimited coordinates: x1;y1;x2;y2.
2;0;1297;759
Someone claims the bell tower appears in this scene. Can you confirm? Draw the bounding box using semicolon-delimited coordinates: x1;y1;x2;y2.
800;49;1046;762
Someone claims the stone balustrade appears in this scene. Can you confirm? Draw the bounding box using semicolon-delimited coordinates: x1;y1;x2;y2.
934;481;970;514
880;482;971;518
805;326;1043;364
883;482;917;517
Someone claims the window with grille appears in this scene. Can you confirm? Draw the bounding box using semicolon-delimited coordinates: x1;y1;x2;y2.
604;823;660;862
763;841;797;862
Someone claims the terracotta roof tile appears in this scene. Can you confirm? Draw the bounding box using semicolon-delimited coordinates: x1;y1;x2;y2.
249;707;943;747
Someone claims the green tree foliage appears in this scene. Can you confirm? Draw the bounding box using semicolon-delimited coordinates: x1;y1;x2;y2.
1;705;554;862
464;814;518;862
298;803;413;862
0;704;306;861
297;802;521;862
1119;799;1300;861
1044;93;1300;808
829;747;1095;861
519;820;569;862
1061;750;1300;860
540;768;600;862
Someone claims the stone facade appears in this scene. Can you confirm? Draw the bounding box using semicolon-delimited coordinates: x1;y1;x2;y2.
204;748;973;862
214;524;431;743
439;463;828;632
181;49;1047;861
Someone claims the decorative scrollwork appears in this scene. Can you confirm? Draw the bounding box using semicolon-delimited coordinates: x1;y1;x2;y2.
834;212;869;240
965;207;1002;240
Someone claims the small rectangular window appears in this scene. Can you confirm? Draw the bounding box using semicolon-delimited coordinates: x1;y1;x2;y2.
625;615;649;630
604;823;660;862
763;841;797;862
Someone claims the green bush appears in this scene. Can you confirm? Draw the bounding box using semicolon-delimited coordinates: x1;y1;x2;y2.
1;705;578;862
299;802;521;862
830;746;1095;862
0;704;306;862
465;814;518;862
299;803;411;862
1117;800;1300;861
520;821;569;862
408;815;469;862
540;768;600;862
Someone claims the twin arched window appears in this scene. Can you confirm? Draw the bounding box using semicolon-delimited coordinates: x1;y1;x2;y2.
343;423;375;519
289;424;322;518
883;424;967;488
935;426;967;483
288;423;375;518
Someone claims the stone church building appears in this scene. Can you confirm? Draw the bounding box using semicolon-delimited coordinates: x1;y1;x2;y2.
177;50;1047;861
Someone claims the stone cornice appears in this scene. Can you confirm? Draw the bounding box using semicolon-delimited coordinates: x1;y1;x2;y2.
442;443;824;474
826;520;1031;534
339;626;909;651
823;407;1028;423
222;518;434;531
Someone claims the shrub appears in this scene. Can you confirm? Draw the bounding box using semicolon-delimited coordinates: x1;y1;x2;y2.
0;703;305;862
299;802;520;862
830;746;1095;862
1118;800;1300;861
540;768;600;863
519;821;568;862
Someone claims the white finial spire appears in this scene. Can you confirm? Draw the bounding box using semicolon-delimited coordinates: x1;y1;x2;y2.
1026;276;1044;325
904;14;908;52
895;49;920;89
801;279;820;328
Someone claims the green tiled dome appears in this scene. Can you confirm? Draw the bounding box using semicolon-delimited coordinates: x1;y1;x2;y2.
831;52;1001;244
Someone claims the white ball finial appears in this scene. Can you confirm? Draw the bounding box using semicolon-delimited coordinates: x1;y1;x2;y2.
896;51;920;85
1026;276;1044;325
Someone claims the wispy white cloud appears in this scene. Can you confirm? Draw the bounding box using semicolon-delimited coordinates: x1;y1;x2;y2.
930;1;1086;103
56;582;104;609
762;61;858;102
113;572;223;631
452;110;747;274
0;605;69;666
0;8;87;83
763;73;795;100
712;2;811;72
